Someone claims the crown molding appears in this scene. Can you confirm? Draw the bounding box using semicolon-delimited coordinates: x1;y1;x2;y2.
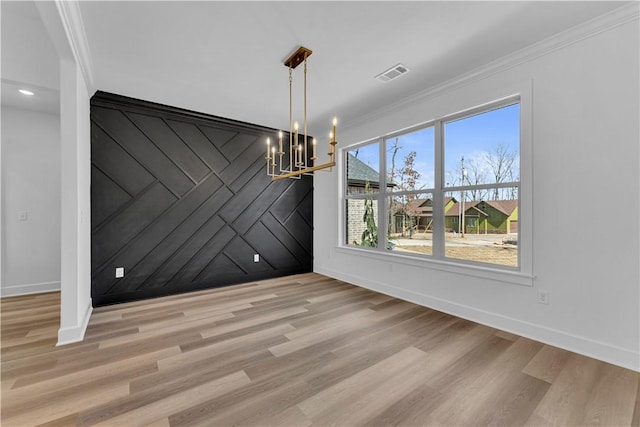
344;2;639;133
55;0;95;93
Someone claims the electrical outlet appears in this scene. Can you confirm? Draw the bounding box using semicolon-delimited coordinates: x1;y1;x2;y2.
115;267;125;278
18;211;28;221
537;290;549;305
253;254;260;263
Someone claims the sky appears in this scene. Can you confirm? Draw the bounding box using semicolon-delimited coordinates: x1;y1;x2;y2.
348;103;520;190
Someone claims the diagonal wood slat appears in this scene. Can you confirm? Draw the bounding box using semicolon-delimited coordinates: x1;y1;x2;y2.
91;91;312;306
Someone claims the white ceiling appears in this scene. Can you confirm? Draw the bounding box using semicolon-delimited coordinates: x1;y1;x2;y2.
1;0;60;114
2;1;630;133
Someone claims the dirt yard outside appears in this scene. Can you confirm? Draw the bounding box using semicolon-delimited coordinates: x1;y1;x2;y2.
395;245;517;267
392;233;518;267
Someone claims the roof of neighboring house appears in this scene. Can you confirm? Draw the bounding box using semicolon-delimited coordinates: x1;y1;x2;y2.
445;199;518;216
405;198;430;213
468;206;489;217
401;196;456;217
346;153;382;187
485;199;518;216
445;201;480;216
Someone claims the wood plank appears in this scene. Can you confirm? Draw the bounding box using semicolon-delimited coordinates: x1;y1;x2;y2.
8;347;179;395
92;371;250;427
525;354;601;426
35;413;80;427
632;377;640;427
155;323;293;372
268;310;374;357
126;112;211;183
307;347;435;426
127;348;273;395
166;120;230;171
428;337;545;426
297;346;427;420
522;344;572;383
495;329;520;341
1;274;638;427
168;352;338;427
581;362;638;426
3;382;130;426
363;381;444;426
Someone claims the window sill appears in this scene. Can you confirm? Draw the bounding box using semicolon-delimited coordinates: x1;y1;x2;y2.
335;246;534;287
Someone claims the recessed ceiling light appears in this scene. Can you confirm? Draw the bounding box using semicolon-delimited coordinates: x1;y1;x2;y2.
19;89;35;96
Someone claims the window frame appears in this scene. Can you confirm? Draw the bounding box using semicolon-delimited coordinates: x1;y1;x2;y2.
340;88;533;286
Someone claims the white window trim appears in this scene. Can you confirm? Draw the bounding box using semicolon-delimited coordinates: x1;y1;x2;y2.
339;80;533;287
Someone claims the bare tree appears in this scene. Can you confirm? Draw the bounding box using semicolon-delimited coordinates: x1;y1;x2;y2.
466;157;488;201
507;169;519;200
447;158;484;202
484;143;517;200
445;170;460;188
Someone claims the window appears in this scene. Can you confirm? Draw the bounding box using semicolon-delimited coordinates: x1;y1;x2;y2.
343;98;522;271
345;142;380;246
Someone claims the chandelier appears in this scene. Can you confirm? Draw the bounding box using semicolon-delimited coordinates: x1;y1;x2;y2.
265;46;338;181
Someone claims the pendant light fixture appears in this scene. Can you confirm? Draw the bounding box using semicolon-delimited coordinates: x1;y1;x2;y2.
265;46;338;181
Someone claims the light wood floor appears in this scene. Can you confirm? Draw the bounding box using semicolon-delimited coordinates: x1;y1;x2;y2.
1;273;638;427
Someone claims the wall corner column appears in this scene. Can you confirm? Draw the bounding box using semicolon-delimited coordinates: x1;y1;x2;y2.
58;58;92;345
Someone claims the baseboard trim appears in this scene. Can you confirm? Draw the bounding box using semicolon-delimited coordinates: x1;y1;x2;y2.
0;281;61;297
315;266;639;372
57;298;93;346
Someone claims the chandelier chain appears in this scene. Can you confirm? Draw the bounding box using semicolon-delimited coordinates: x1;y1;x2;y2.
304;56;308;164
289;66;293;170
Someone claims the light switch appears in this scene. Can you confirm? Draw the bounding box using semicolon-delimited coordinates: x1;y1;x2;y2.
18;211;28;221
115;267;125;278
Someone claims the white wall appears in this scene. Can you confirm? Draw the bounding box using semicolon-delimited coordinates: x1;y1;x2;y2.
1;107;61;296
57;58;92;345
33;0;94;345
314;16;639;370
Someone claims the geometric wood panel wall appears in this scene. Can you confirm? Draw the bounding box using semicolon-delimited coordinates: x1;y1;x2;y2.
90;92;312;306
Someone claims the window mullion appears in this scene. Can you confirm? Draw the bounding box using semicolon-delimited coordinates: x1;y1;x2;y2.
378;138;387;252
433;120;445;259
446;181;520;192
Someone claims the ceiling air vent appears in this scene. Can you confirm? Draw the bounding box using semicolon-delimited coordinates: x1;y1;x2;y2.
375;63;410;83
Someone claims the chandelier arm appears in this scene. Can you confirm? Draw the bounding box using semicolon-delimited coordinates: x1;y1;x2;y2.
271;160;337;181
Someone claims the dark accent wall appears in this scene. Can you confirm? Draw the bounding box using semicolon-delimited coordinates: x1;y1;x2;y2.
90;91;313;306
